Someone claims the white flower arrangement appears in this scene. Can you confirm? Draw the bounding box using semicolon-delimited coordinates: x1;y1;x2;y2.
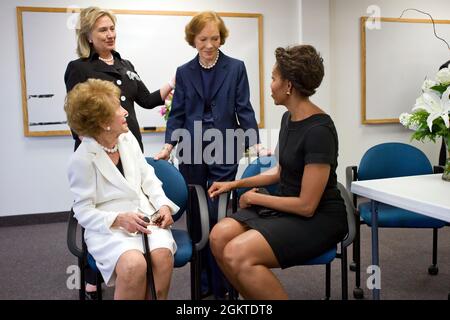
399;68;450;179
399;68;450;142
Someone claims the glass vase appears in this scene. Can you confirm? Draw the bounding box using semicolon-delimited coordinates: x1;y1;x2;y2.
443;136;450;182
443;153;450;181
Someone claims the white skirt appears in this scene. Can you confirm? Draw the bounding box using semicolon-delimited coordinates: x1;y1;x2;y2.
85;225;177;286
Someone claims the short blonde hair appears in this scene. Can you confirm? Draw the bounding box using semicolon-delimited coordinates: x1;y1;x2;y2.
185;11;228;48
76;7;116;58
64;79;120;137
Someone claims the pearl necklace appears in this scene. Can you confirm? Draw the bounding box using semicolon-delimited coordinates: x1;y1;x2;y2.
199;50;219;69
100;143;118;153
99;55;114;63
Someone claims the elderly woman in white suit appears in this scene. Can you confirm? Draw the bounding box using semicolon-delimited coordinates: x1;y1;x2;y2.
65;79;178;300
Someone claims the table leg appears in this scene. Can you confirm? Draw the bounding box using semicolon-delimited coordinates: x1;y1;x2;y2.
371;200;380;300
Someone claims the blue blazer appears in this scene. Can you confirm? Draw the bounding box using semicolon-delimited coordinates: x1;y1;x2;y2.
165;51;259;164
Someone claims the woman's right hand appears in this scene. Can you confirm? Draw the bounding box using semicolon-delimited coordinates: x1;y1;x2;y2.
208;181;236;199
154;144;173;160
113;212;151;234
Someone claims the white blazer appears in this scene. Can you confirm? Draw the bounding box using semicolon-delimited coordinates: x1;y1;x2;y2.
67;131;179;285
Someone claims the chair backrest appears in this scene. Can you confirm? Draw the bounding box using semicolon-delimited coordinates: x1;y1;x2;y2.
237;156;278;197
358;142;432;181
67;209;82;258
145;158;188;222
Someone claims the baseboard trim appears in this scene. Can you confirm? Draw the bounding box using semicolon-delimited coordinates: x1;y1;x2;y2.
0;211;70;227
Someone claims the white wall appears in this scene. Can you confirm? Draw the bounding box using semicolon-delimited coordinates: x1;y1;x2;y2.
0;0;301;216
304;0;449;182
8;0;446;217
301;0;331;115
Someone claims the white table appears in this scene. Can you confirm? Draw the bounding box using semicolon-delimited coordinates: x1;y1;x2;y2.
351;174;450;299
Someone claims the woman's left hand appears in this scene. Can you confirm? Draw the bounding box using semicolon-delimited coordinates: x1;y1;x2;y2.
157;205;174;229
239;188;258;209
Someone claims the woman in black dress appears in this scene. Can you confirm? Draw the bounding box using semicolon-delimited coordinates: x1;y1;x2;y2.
208;45;348;299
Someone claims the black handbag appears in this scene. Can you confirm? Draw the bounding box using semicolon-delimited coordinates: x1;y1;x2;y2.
251;188;279;217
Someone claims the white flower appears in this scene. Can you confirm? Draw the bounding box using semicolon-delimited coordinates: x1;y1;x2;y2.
421;79;437;92
399;112;411;126
413;87;450;131
399;112;420;131
436;67;450;85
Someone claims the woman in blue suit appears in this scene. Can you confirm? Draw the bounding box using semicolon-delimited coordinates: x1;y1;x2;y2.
155;11;266;298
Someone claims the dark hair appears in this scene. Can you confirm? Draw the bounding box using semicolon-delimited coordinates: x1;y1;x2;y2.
185;11;228;48
274;45;324;97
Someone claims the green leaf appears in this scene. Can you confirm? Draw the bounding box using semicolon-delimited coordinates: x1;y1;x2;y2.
430;84;449;94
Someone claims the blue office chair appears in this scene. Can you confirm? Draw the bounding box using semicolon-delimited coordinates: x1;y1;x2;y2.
229;156;356;299
146;158;210;299
67;158;210;300
346;142;447;299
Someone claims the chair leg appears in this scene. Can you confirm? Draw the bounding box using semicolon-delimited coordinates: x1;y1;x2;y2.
341;245;348;300
80;229;87;301
350;218;359;272
96;272;103;300
324;263;331;300
350;214;360;272
191;250;201;300
190;260;195;300
78;258;85;301
352;217;364;299
428;228;439;275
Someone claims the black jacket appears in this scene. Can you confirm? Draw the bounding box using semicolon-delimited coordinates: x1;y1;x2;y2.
64;50;163;151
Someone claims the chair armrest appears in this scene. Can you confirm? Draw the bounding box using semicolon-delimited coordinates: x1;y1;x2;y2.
433;165;444;174
217;192;230;221
337;182;356;248
188;184;210;251
67;210;83;258
345;166;357;191
346;165;358;208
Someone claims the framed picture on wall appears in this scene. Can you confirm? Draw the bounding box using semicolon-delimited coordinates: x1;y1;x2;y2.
360;16;450;124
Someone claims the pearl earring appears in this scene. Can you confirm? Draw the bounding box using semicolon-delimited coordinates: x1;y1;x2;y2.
286;91;291;96
106;126;111;131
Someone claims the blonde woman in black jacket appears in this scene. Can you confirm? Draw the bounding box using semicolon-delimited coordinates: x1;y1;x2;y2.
65;6;174;152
